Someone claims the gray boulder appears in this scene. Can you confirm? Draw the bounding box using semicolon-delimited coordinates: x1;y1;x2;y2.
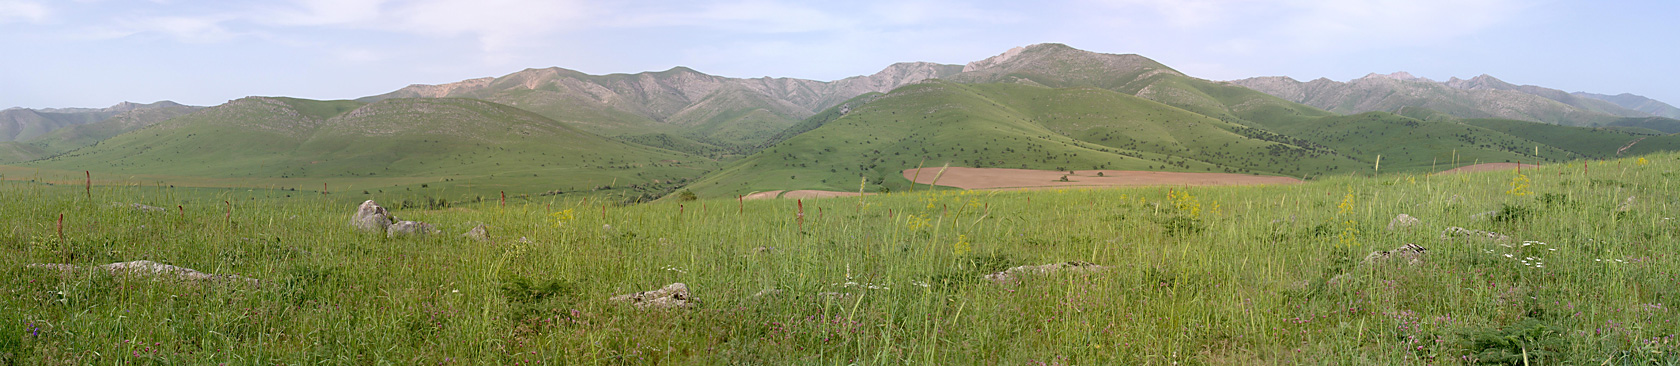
350;200;393;233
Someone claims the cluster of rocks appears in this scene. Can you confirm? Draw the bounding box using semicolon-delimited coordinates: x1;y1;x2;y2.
351;200;441;238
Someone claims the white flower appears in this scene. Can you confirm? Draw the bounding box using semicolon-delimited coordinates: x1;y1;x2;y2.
1505;254;1514;258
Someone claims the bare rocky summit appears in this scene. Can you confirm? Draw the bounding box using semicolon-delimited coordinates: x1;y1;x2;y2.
1230;72;1667;126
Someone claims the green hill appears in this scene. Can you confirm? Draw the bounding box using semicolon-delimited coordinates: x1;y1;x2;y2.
684;81;1358;197
31;97;714;200
0;103;202;163
360;63;963;154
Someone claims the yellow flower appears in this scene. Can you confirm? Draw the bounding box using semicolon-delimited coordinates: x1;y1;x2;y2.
549;209;575;227
953;235;972;256
1337;189;1356;215
1506;174;1531;196
1637;157;1649;166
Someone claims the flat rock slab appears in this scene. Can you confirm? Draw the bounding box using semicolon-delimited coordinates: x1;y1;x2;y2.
387;221;440;238
985;261;1107;283
1365;243;1427;266
610;283;693;309
1440;227;1513;246
26;260;257;285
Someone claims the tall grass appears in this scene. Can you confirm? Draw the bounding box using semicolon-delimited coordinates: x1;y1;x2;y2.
2;153;1678;364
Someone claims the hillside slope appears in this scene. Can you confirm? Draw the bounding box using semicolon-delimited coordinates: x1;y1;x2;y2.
31;97;712;198
684;81;1361;197
1231;73;1677;127
359;62;963;151
0;101;189;142
0;102;202;163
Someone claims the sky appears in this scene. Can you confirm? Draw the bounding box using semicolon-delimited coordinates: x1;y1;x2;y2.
0;0;1675;109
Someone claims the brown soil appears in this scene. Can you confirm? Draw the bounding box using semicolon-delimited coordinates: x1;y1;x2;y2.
1435;163;1541;175
900;167;1301;190
740;190;784;200
781;190;867;199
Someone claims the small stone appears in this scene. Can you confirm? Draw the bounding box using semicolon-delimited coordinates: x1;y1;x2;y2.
610;283;693;309
1387;214;1420;231
387;221;439;238
461;224;490;241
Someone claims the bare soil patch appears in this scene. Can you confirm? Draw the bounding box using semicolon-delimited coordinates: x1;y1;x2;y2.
900;167;1301;190
781;190;866;199
1434;163;1541;175
740;190;784;200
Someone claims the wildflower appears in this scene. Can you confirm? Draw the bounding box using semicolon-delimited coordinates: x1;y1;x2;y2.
549;209;575;227
1506;174;1531;196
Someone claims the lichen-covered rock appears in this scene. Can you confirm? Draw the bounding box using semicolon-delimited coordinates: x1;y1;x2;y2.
610;283;693;309
27;260;258;285
1364;243;1427;266
1388;214;1420;231
350;200;393;233
461;224;490;241
387;221;439;238
985;261;1107;283
1440;227;1513;246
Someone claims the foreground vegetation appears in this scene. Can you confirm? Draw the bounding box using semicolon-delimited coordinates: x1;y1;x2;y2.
3;153;1678;364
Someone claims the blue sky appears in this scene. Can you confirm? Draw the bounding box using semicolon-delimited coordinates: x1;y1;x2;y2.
1;0;1674;109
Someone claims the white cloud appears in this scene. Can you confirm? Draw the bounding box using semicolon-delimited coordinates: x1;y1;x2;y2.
1082;0;1525;53
0;0;50;23
79;14;241;42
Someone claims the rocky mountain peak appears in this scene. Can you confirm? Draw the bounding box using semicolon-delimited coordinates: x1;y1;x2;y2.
963;46;1028;72
1444;74;1515;90
1358;71;1430;82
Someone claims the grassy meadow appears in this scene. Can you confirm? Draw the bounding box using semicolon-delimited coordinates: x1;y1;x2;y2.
2;153;1679;365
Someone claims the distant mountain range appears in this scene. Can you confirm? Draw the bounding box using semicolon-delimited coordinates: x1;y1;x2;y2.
9;43;1680;199
686;44;1680;196
1229;72;1680;127
357;62;963;152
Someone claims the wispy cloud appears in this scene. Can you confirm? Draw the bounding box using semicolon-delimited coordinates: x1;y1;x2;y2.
1084;0;1526;52
0;0;50;24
